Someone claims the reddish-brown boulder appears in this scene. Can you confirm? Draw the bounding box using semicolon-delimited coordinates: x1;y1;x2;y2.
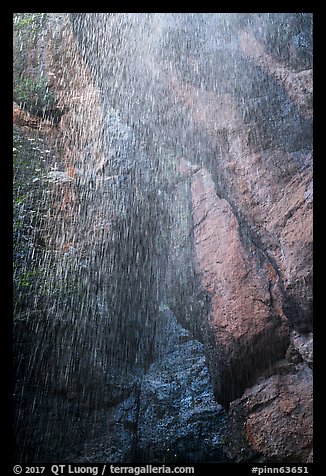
226;363;313;462
13;101;40;128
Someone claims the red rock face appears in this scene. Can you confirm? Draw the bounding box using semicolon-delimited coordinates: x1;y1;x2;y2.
191;167;290;405
189;163;312;461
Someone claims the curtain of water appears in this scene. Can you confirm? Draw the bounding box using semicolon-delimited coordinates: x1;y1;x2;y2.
13;13;313;463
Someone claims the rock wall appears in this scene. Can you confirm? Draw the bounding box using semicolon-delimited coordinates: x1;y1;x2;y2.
191;167;290;406
165;14;313;462
13;13;313;464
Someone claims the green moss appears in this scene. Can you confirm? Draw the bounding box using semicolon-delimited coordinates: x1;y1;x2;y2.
13;76;56;115
13;14;53;116
13;13;47;55
13;13;46;33
14;14;37;28
17;271;37;287
13;128;48;311
14;268;40;291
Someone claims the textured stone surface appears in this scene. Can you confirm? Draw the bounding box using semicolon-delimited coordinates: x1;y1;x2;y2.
66;308;228;463
191;167;290;406
239;29;313;118
226;364;313;463
13;101;39;128
286;331;313;366
172;14;313;462
137;308;227;463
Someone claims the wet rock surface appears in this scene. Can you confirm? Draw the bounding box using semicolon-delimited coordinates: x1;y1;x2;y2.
137;308;227;463
191;166;290;406
79;308;228;464
226;363;313;463
13;13;312;464
18;308;227;463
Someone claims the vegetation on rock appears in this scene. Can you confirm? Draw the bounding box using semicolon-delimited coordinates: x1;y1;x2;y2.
14;76;56;117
